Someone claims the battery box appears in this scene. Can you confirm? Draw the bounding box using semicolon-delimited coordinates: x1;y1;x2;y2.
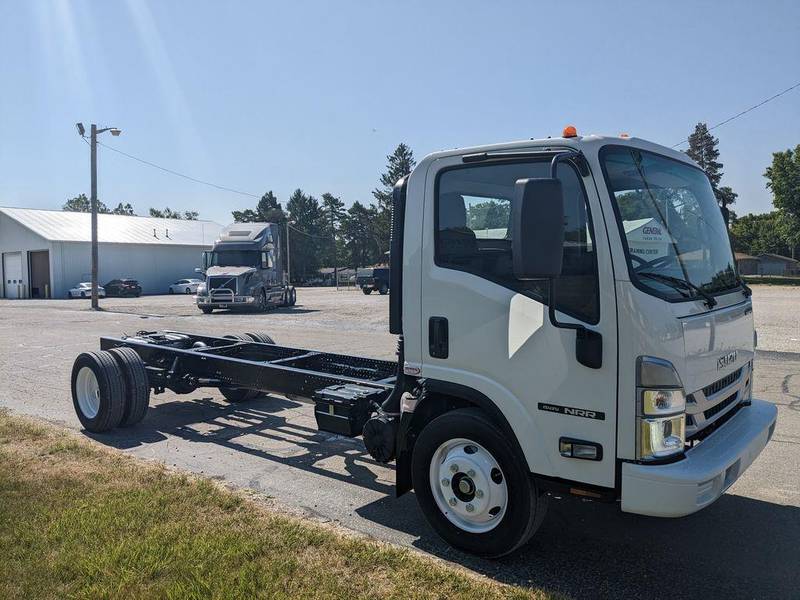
313;384;387;437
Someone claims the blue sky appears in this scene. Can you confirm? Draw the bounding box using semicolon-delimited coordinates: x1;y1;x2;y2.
1;0;798;225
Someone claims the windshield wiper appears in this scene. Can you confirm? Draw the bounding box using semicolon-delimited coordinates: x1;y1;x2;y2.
638;272;718;308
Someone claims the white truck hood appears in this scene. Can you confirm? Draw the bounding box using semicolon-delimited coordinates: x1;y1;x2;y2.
681;299;754;394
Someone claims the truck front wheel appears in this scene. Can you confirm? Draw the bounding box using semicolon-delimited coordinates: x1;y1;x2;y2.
200;306;213;314
411;408;547;557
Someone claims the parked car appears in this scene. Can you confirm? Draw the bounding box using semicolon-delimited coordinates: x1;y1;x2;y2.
169;278;203;295
103;278;142;297
68;282;106;298
357;267;390;295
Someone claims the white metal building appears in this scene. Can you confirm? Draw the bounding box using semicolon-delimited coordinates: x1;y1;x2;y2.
0;207;223;298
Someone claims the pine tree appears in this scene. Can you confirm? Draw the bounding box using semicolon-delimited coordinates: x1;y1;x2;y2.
321;192;346;271
231;191;286;224
341;201;381;268
286;189;324;281
685;122;736;225
372;143;415;252
111;203;135;215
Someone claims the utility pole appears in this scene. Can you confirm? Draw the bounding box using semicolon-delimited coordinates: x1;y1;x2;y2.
76;122;121;310
285;220;291;284
90;124;99;309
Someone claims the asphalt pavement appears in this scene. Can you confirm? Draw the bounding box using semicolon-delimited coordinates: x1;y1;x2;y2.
0;287;797;599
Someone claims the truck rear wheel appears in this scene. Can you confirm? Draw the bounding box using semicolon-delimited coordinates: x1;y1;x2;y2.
71;351;127;432
362;287;372;295
411;408;547;557
378;283;389;295
244;332;275;344
107;347;150;427
219;335;262;402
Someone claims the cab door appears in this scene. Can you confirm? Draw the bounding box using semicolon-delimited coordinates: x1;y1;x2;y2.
419;154;618;487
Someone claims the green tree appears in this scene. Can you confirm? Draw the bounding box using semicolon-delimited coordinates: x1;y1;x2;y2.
729;212;790;256
341;201;381;268
63;193;109;213
685;122;736;225
149;207;199;220
320;192;346;271
111;203;135;216
372;143;415;253
231;191;286;224
286;189;324;281
764;145;800;258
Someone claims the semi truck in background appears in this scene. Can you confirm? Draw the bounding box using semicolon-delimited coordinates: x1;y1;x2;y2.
71;128;776;557
195;222;296;313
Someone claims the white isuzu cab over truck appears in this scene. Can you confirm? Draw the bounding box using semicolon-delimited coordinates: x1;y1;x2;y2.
70;128;777;557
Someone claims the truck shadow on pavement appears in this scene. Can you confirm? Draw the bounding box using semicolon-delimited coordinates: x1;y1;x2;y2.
87;394;799;600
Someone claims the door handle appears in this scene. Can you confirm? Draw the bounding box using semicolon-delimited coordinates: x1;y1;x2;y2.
429;317;449;359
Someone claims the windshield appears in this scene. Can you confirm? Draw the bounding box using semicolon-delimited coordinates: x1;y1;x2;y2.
601;146;738;301
209;251;259;267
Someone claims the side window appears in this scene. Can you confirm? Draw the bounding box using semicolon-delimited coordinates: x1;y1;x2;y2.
435;160;599;323
268;250;275;269
261;252;268;269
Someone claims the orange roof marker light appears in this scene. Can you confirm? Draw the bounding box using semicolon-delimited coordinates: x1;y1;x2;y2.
562;125;578;138
620;132;630;138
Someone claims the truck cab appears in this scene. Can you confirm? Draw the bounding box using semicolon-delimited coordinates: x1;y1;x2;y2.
392;130;776;555
196;222;296;313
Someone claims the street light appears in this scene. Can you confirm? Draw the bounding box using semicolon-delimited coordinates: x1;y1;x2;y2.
76;122;122;309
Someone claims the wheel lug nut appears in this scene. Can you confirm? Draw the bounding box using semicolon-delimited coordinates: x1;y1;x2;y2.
467;469;476;478
441;478;450;487
450;464;459;473
466;503;475;512
476;489;484;498
449;497;457;507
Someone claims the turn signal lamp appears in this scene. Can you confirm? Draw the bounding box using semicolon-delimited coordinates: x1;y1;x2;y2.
562;125;578;138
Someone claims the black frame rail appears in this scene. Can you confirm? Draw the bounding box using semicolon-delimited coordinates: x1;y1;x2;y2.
100;331;397;402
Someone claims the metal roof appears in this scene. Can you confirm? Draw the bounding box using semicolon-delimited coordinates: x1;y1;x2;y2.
0;207;223;246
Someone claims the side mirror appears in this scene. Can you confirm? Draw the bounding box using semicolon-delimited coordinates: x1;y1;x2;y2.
512;178;564;279
197;251;210;274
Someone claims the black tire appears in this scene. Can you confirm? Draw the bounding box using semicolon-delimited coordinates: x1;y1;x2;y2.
244;332;276;344
411;408;548;557
107;347;150;427
362;287;372;295
256;289;267;312
185;288;191;294
289;287;297;306
71;351;127;432
378;283;389;295
80;291;86;298
169;288;174;294
200;306;213;314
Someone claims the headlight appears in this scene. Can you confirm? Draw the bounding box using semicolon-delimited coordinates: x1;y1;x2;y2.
196;283;207;295
636;357;686;461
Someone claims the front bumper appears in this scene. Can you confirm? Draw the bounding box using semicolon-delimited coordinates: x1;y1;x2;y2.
196;294;255;308
621;399;777;517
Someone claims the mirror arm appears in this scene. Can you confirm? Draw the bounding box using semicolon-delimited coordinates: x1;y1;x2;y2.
547;279;582;332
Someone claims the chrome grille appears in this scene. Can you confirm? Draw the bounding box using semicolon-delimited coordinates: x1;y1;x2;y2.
208;276;237;294
686;362;751;439
703;368;742;397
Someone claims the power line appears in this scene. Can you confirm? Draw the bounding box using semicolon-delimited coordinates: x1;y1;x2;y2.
672;81;800;148
287;222;331;240
95;140;261;198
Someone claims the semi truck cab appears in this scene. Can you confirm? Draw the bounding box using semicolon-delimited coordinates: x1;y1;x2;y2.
195;222;296;313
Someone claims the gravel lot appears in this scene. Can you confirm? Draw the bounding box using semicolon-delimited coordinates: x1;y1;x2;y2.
0;285;798;598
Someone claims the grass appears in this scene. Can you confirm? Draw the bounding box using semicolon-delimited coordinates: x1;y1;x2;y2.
744;275;800;286
0;410;556;600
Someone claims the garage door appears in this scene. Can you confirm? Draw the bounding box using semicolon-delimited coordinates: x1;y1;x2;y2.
3;253;23;299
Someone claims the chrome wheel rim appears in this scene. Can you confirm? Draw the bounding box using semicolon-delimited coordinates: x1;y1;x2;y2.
75;367;100;419
429;438;508;533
